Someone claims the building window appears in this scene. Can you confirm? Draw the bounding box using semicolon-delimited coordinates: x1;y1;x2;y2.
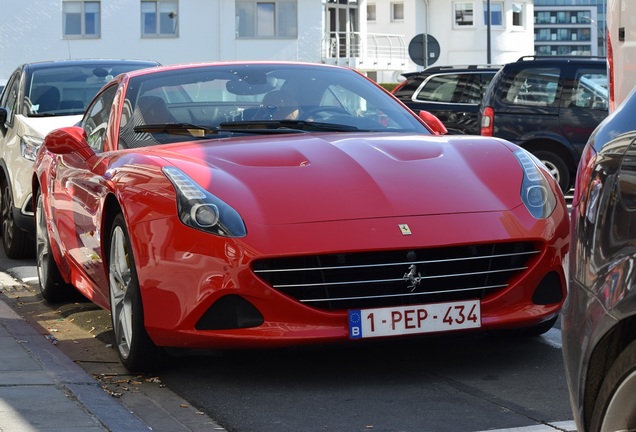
391;3;404;21
236;1;297;38
141;0;178;37
483;2;503;26
367;3;376;21
63;1;100;38
536;11;551;24
536;28;551;41
512;3;524;27
454;2;474;27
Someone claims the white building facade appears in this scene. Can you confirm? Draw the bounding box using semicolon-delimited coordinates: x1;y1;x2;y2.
367;0;535;80
0;0;534;84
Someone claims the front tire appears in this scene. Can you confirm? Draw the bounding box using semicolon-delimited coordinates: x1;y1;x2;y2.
1;179;33;259
35;192;74;302
109;213;164;372
589;339;636;432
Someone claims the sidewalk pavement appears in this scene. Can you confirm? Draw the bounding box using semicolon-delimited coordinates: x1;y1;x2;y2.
0;296;152;431
0;271;224;432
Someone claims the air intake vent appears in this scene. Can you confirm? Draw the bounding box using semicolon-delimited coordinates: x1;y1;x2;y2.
252;242;540;311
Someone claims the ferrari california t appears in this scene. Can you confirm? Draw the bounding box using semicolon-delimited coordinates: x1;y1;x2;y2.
33;62;570;372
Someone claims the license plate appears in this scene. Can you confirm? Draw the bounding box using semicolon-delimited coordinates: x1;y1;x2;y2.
348;300;481;339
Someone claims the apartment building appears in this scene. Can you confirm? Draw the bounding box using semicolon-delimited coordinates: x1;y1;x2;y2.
534;0;607;56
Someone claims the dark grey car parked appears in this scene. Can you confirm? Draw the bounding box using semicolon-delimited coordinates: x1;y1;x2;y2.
480;56;608;192
561;85;636;432
392;65;500;136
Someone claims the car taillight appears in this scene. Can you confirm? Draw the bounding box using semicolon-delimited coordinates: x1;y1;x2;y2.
571;143;597;209
480;107;494;136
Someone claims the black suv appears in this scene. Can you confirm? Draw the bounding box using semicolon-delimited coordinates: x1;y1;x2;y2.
392;65;501;135
480;56;608;192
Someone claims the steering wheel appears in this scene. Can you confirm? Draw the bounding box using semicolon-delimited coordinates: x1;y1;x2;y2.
300;106;350;121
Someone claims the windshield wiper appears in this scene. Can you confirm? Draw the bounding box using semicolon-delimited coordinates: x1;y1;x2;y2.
134;123;221;137
134;122;311;137
219;120;360;132
133;119;360;139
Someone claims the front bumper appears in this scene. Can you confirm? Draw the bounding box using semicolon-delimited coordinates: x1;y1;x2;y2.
129;204;570;349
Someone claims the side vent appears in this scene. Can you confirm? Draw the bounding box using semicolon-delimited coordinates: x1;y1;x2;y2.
195;295;264;330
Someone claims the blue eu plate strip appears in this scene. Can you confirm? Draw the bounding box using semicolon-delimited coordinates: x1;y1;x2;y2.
348;310;362;339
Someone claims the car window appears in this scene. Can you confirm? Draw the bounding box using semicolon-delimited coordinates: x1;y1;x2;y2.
416;74;462;103
414;73;494;105
570;70;608;110
503;67;561;106
24;63;157;117
1;72;21;125
322;84;404;129
83;84;118;152
116;64;428;149
458;74;494;104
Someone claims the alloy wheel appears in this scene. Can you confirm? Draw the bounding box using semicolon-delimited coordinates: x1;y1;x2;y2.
600;370;636;432
109;225;134;360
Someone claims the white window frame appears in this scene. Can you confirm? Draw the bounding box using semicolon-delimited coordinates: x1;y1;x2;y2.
512;2;525;29
63;1;101;39
141;0;179;38
483;1;503;27
391;2;404;22
454;2;475;28
236;1;298;39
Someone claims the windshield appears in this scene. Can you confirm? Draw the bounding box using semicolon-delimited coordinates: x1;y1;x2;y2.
26;62;157;117
118;63;430;148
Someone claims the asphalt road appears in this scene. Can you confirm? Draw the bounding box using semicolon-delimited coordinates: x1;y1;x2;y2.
0;250;576;432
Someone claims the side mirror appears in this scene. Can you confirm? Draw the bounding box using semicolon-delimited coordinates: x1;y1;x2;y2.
0;108;7;125
419;110;448;136
44;126;95;160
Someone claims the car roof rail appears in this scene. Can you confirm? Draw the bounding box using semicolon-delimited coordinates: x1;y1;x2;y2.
517;55;606;62
423;64;501;72
400;64;502;78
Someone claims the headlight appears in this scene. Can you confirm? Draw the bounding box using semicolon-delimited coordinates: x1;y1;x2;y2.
20;135;44;161
163;166;247;237
514;150;557;219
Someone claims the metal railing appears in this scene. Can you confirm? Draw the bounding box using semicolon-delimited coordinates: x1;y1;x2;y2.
321;32;408;70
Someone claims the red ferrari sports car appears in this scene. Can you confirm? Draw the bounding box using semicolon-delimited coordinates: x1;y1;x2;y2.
33;62;570;372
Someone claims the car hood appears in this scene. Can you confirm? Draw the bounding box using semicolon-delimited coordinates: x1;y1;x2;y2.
16;114;83;138
158;133;524;225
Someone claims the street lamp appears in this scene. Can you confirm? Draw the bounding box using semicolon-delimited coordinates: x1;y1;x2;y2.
486;0;492;63
580;16;606;56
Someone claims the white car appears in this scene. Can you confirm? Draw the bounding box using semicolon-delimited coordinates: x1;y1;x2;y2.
0;59;158;258
607;0;636;111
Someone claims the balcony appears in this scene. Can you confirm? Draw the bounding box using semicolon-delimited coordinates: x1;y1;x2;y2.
321;32;408;71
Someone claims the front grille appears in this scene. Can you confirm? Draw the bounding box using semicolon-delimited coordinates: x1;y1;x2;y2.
252;242;541;311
